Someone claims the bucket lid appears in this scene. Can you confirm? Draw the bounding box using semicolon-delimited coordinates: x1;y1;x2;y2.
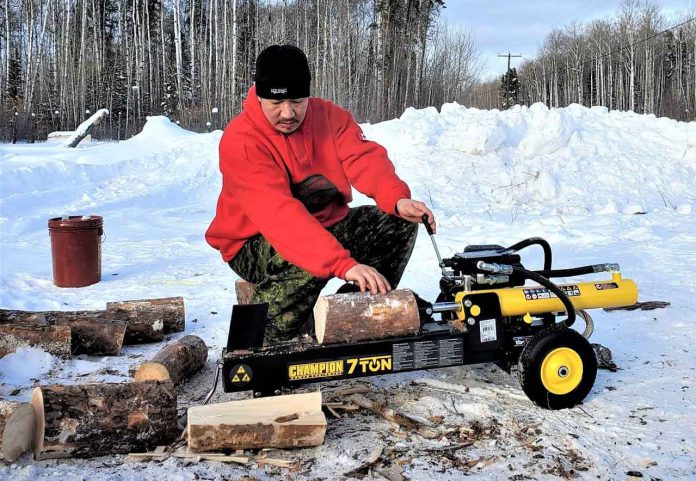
48;215;103;229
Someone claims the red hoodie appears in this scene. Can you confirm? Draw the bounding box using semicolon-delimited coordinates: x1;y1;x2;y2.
205;86;411;279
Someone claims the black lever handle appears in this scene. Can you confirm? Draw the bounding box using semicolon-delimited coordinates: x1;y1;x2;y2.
421;213;434;236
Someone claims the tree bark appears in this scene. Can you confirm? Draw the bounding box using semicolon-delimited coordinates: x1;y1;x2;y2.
32;381;178;460
314;289;420;344
0;310;126;356
187;391;326;452
133;335;208;385
0;400;36;462
0;323;71;358
106;296;185;335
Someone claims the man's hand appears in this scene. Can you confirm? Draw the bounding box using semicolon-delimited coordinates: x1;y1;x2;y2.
396;199;436;233
344;264;391;294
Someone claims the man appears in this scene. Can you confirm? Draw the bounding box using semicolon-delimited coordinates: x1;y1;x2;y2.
206;44;436;343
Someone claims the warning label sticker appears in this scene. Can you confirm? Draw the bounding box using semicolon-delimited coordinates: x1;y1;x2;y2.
594;282;619;290
479;319;497;343
523;285;580;300
392;338;464;371
230;364;253;385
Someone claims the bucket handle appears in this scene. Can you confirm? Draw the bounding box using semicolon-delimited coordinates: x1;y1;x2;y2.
99;227;106;244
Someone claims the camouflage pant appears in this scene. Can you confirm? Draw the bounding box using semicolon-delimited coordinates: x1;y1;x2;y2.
228;205;418;342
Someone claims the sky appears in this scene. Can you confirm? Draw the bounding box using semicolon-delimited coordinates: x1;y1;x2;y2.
441;0;692;80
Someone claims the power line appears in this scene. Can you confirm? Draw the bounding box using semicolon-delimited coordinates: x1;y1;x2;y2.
472;16;696;99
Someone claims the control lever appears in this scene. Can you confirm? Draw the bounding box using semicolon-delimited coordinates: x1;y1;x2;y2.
421;214;447;276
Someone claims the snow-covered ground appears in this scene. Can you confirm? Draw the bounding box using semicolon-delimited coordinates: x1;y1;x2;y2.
0;103;695;480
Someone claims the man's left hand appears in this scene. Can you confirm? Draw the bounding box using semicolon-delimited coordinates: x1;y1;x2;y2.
396;199;436;233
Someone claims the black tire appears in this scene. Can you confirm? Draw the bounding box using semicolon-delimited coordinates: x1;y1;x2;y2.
517;325;597;409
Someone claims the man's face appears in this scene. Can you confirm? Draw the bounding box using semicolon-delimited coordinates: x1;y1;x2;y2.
258;97;309;134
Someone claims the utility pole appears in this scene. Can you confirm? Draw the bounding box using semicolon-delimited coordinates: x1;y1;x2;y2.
498;52;522;109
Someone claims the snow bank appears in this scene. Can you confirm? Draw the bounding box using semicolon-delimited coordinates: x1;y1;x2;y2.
363;102;695;225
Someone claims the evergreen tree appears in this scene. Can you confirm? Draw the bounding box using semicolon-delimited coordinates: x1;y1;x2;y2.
500;67;519;109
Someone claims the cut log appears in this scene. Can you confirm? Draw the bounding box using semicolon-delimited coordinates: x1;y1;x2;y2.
0;308;152;350
133;335;208;385
235;280;257;305
31;381;178;459
0;323;72;358
51;315;126;355
314;289;420;344
0;400;36;462
187;391;326;452
106;297;185;337
0;309;127;355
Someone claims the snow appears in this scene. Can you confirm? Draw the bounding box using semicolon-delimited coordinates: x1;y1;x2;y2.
1;104;695;480
0;347;55;386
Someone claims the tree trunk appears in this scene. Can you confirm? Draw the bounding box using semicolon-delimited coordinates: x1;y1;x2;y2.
106;296;185;335
314;289;420;344
133;335;208;385
0;400;35;463
32;381;178;460
0;323;71;358
187;391;326;452
0;310;126;356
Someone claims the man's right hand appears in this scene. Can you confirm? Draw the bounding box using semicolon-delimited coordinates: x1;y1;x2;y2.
344;264;391;294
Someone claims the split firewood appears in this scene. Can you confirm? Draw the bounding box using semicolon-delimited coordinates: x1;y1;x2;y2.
133;335;208;385
0;400;36;462
323;404;341;419
348;394;439;438
187;391;326;452
323;402;360;412
0;323;71;358
32;381;178;459
348;394;420;430
0;309;128;355
603;301;670;312
128;451;250;464
235;280;257;305
107;297;186;337
314;289;420;344
254;456;299;470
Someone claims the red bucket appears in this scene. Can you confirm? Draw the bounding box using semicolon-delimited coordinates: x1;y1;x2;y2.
48;215;103;288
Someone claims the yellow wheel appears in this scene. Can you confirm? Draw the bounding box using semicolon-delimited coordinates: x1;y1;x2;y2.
540;347;583;395
518;326;597;409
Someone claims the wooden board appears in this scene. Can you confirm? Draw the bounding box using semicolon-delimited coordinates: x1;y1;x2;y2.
187;391;326;452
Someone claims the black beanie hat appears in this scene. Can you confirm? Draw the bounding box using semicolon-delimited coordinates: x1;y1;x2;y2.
254;45;311;99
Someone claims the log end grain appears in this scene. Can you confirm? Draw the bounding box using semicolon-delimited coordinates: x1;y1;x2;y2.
133;362;171;382
0;401;36;463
